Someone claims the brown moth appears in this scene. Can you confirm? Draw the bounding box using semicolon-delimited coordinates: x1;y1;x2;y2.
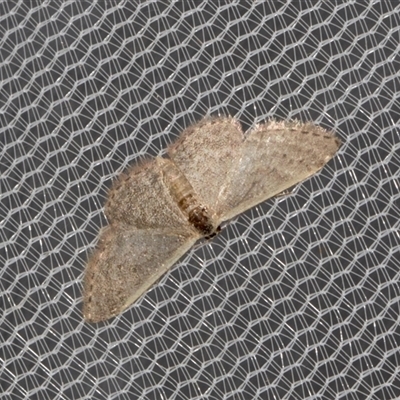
83;117;340;323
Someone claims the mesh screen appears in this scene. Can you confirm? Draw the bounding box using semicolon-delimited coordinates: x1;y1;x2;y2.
1;1;400;399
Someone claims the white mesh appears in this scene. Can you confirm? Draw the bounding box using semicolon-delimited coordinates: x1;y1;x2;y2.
1;1;400;399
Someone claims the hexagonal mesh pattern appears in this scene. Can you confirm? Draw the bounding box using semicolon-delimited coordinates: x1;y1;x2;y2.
1;1;400;399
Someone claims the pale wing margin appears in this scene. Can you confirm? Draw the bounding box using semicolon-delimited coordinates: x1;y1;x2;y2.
83;224;199;323
216;120;341;222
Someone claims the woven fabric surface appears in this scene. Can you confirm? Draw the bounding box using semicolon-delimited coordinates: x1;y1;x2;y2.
1;1;399;399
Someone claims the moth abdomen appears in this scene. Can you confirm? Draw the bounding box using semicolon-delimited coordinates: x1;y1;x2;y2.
157;157;216;235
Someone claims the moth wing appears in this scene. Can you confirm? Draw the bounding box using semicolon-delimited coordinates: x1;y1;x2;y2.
105;158;188;230
168;117;244;210
216;121;341;222
83;224;200;323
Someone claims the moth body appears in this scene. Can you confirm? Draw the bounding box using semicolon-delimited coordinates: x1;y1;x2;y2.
83;116;340;323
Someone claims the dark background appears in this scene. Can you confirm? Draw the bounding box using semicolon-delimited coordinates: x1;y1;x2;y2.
1;1;399;399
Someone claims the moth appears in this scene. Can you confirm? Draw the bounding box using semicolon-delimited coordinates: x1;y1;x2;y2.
83;117;340;323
